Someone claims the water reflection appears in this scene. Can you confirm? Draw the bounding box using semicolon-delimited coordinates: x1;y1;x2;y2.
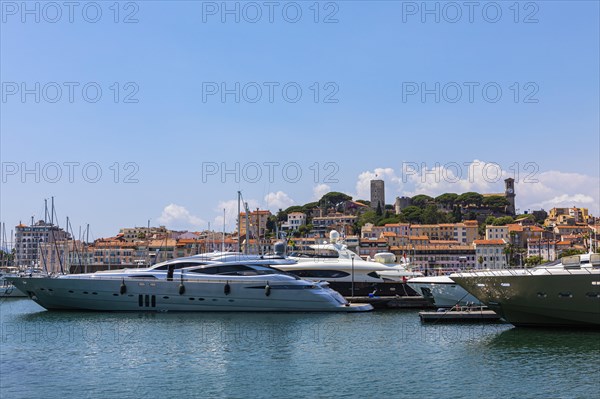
485;327;600;353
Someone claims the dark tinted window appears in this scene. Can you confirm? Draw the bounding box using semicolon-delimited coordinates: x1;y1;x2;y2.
153;262;207;271
188;265;256;275
289;270;349;278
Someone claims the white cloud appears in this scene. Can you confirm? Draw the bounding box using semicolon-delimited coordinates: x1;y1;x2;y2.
355;167;404;200
520;170;599;214
403;160;507;197
312;184;331;200
157;204;205;230
264;191;295;211
398;160;599;214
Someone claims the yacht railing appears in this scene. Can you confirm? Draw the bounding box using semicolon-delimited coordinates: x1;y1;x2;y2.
15;275;315;285
453;265;599;278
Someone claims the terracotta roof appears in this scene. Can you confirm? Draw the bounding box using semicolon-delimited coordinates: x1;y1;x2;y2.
390;245;474;251
409;236;429;240
474;239;506;245
381;232;397;237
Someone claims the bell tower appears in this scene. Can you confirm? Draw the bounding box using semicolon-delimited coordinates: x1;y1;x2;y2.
504;178;516;216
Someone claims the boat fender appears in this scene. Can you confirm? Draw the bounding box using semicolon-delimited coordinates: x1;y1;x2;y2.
224;282;231;295
120;280;127;295
265;283;271;297
179;284;185;295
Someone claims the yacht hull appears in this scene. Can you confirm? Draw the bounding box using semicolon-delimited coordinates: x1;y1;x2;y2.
452;273;600;328
8;277;372;312
407;280;480;308
325;281;418;297
0;285;27;297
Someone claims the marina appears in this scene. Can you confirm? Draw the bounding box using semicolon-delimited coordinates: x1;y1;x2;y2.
1;298;599;399
2;1;599;396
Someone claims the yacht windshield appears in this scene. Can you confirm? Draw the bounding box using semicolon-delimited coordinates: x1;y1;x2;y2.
187;264;293;276
151;261;210;271
289;249;339;258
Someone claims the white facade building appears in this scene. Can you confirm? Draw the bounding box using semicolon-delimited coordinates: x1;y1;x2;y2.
281;212;307;231
474;239;508;269
485;225;509;241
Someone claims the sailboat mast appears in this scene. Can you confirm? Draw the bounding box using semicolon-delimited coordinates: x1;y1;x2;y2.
237;191;241;252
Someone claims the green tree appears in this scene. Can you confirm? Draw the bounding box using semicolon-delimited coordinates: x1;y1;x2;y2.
411;194;433;208
358;210;378;227
356;200;370;206
478;256;484;268
457;192;484;207
525;255;544;267
377;215;403;226
435;193;459;206
376;202;383;216
401;206;423;223
422;204;445;224
492;216;514;226
483;195;510;211
320;192;352;208
301;202;319;213
450;205;463;223
283;205;304;214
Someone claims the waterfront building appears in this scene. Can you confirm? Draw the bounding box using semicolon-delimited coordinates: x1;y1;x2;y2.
474;239;508;269
239;210;272;237
281;212;306;231
526;238;557;261
408;221;478;245
14;220;71;268
553;224;592;237
506;224;545;248
312;213;356;237
358;238;389;259
485;225;509;241
391;243;476;271
119;226;168;242
360;223;386;239
545;207;590;226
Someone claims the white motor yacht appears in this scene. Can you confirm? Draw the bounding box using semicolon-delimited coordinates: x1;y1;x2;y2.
7;257;373;312
406;275;481;308
451;253;600;327
282;231;422;297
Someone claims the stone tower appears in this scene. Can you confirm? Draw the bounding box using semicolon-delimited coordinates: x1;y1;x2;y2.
370;180;385;211
504;178;516;216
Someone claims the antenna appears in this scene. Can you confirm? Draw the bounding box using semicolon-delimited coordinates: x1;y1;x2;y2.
222;208;226;252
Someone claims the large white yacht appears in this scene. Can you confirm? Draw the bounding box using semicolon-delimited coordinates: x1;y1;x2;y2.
7;257;373;312
406;275;481;308
280;231;422;297
451;253;600;327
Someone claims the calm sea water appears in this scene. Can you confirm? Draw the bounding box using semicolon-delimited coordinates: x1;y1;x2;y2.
1;299;599;399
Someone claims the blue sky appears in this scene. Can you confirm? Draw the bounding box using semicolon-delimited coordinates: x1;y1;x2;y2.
1;1;599;238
